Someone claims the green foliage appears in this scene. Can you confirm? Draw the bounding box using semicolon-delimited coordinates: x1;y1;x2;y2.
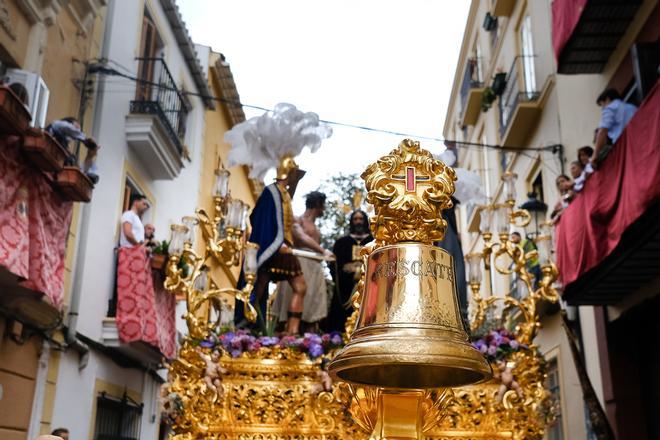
152;240;169;255
314;173;370;249
481;87;497;112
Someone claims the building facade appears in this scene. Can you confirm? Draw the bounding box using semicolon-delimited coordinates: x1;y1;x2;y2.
0;1;257;439
0;1;106;439
444;0;660;438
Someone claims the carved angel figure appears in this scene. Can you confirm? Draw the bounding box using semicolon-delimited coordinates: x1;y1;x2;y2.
312;358;334;394
496;360;523;403
197;347;227;402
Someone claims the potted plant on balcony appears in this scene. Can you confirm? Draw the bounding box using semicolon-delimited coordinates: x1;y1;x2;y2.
491;70;507;96
22;128;70;173
0;85;32;135
55;166;94;202
151;240;169;271
483;12;497;32
481;87;497;112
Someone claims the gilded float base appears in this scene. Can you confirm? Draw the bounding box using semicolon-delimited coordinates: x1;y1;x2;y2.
165;345;550;440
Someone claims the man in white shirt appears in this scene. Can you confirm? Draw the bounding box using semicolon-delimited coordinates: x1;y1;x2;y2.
120;194;149;248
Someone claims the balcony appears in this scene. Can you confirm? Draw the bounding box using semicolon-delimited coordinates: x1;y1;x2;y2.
492;0;516;17
102;246;176;363
555;84;660;304
0;86;92;329
126;58;189;180
459;57;485;127
552;0;642;74
498;56;551;147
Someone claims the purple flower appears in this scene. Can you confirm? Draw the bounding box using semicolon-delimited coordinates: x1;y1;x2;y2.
473;340;487;353
230;349;242;358
487;345;497;356
509;340;519;349
259;336;279;347
304;333;323;345
199;339;215;348
309;344;324;358
330;333;343;346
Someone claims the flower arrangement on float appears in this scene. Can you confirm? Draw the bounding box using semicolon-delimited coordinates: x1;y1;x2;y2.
471;328;527;362
195;329;345;359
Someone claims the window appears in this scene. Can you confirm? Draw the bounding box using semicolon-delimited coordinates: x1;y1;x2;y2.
520;15;536;99
93;392;143;440
136;9;164;102
481;134;491;198
545;358;564;440
121;176;152;223
531;171;544;203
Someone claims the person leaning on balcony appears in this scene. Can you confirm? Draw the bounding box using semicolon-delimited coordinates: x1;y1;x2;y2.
591;88;637;168
120;194;149;248
46;117;100;184
551;174;573;221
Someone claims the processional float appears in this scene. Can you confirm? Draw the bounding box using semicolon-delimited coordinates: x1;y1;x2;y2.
161;112;559;438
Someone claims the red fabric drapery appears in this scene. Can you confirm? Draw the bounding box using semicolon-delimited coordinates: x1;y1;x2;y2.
0;137;72;308
552;0;588;62
556;84;660;289
115;246;176;358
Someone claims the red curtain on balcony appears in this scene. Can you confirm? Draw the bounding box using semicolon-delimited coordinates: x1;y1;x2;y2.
556;83;660;289
115;246;176;358
552;0;588;61
0;137;72;307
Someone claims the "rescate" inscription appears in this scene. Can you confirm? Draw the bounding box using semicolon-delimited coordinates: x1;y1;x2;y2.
373;259;453;281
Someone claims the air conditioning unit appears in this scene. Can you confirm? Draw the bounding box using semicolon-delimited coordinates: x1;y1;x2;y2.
4;69;50;128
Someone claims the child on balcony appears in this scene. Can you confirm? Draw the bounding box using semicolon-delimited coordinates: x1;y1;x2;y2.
551;174;573;221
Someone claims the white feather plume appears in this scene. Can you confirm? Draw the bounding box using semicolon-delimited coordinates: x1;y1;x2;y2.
452;167;488;205
225;103;333;179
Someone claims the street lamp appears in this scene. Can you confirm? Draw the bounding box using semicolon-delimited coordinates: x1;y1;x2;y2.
519;192;547;238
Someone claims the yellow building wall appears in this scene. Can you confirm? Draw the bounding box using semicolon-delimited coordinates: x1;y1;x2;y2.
198;51;257;287
0;3;106;438
0;1;31;67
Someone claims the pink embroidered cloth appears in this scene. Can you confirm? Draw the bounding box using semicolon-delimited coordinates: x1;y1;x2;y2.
0;137;72;308
115;246;177;358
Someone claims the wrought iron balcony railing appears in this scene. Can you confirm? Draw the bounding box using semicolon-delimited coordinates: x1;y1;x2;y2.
459;57;484;113
499;55;539;138
131;57;189;154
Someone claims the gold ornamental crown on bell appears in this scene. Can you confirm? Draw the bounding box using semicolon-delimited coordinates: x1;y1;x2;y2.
328;139;492;389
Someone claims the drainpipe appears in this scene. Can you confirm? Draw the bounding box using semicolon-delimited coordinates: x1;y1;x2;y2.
65;0;117;369
65;201;91;370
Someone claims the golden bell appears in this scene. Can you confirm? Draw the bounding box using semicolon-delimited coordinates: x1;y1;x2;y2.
329;242;492;389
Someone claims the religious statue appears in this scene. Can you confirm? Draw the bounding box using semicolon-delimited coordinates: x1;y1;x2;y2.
225;102;332;335
496;360;524;403
325;210;373;332
197;347;227;402
272;191;335;332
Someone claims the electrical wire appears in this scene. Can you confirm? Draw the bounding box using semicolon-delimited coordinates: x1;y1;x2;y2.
87;62;563;155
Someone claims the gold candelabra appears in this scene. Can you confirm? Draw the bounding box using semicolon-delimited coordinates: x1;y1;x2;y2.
163;166;259;339
466;171;559;347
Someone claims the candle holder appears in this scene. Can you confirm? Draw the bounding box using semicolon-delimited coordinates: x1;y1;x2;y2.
164;166;259;330
470;173;560;346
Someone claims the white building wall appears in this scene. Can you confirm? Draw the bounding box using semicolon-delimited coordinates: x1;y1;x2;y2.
51;0;209;438
444;1;617;439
